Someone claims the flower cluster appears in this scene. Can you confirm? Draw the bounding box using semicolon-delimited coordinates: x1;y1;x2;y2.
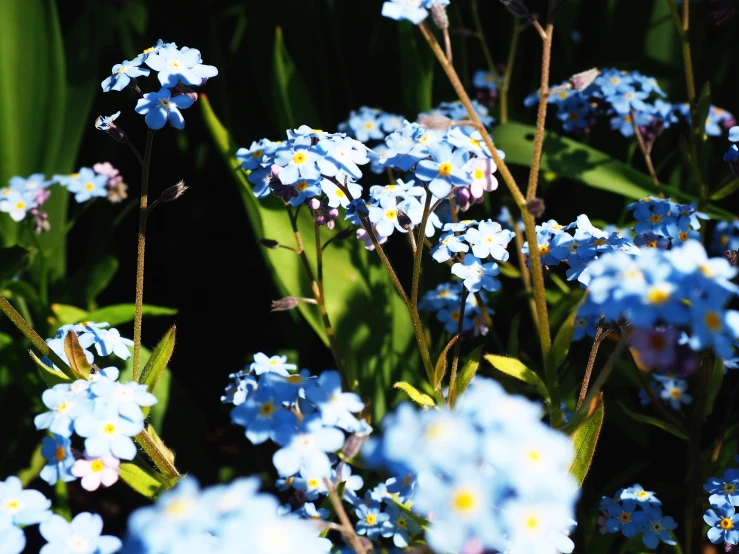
578;241;739;359
338;106;405;144
225;353;370;515
522;214;637;288
34;323;153;492
597;485;676;549
627;197;708;249
419;99;495;128
0;164;125;231
381;0;449;25
419;281;494;335
100;40;217;130
525;68;733;139
713;219;739;255
637;372;693;410
363;377;579;554
365;179;442;241
704;457;739;546
0;476;52;554
119;476;328;553
238;127;371;228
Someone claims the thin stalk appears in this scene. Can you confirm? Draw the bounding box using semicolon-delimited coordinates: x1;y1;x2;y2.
577;325;604;410
526;23;554;200
28;231;49;307
469;0;499;80
125;138;145;168
323;478;367;554
664;0;696;102
447;289;468;407
417;21;556;415
0;295;76;380
630;111;664;197
411;192;433;308
513;222;538;328
132;129;155;382
686;354;711;554
135;429;179;480
500;20;521;124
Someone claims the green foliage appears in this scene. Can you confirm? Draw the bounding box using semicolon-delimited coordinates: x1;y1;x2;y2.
393;381;436;408
618;400;689;441
568;395;604;487
484;354;549;401
119;461;167;498
455;345;483;398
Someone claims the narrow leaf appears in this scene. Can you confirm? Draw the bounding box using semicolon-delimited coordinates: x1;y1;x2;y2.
51;303;87;326
119;462;165;498
484;354;549;401
704;356;725;422
393;382;436;408
271;26;319;130
63;331;91;379
551;308;578;370
140;326;176;393
433;335;458;390
618;400;688;440
455;345;483;398
568;394;604;486
711;178;739;201
30;351;71;387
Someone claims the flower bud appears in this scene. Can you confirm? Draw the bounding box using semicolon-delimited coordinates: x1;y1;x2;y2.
315;215;327;226
327;208;339;219
161;180;189;203
418;114;452;131
258;238;281;249
94;112;127;143
308;198;322;211
326;219;335;230
430;3;449;30
271;297;299;312
526;197;546;218
397;209;413;231
569;68;599;92
343;433;368;459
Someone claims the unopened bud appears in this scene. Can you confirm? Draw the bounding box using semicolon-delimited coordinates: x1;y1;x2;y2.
327;208;339;219
258;238;281;249
315;215;327;226
161;180;188;202
499;0;531;19
171;83;198;103
725;250;738;266
308;198;322;211
271;297;299;312
569;68;599;92
94;112;127;143
418;114;452;131
326;219;335;230
431;3;449;30
397;209;413;230
526;197;546;218
343;433;368;459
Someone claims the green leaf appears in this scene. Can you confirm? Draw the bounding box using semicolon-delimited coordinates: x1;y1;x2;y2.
455;345;483;398
494;122;735;220
140;326;176;394
17;443;45;487
393;382;436;408
51;303;88;326
551;299;583;370
84;304;177;327
119;461;165;498
391;497;430;530
0;246;32;282
711;178;739;201
201;95;418;422
397;21;434;114
617;400;688;440
568;395;604;486
271;26;319;130
63;331;92;379
80;254;119;306
484;354;549;401
30;351;71;388
433;335;458;390
704;356;725;421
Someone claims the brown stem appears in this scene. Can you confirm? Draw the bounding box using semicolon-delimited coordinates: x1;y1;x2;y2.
630;111;664;198
323;478;367;554
577;325;604;409
132;129;155;382
526;23;554;200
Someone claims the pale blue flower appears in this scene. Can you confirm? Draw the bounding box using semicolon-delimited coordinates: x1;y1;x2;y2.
40;512;121;554
40;435;76;486
135;88;194;130
101;59;150;92
0;477;51;526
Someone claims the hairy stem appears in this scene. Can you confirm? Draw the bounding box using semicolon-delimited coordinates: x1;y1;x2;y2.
0;295;76;380
526;23;553;200
135;429;180;480
132;129;155;382
577;325;604;410
323;478;367;554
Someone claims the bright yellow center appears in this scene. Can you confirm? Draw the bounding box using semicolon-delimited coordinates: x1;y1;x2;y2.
85;182;95;191
559;91;569;99
451;490;477;513
700;264;715;278
670;388;682;399
438;163;453;176
473;169;484;180
610;77;620;85
365;514;377;525
647;287;670;305
594;238;606;246
103;423;116;435
721;517;734;530
704;311;722;331
70;173;79;178
56;402;69;413
91;460;105;472
528;450;541;462
5;500;20;513
307;478;319;488
385;209;397;219
364;121;375;129
293;152;306;164
55;446;67;462
647;241;657;248
539;245;549;255
526;515;540;530
470;138;481;147
143;47;155;54
335;189;345;198
650;214;662;223
169;60;181;69
15;201;25;210
637;491;648;499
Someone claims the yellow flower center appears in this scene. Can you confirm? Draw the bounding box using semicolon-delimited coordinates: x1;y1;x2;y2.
254;149;264;158
594;238;606;246
721;235;729;245
169;60;181;69
650;214;662;223
91;460;105;472
679;231;689;241
646;240;657;248
451;490;477;514
364;121;375;129
15;201;26;210
143;47;155;54
5;500;21;513
725;484;737;494
385;209;397;219
637;491;648;499
56;402;69;413
297;181;309;191
527;449;541;463
365;514;377;525
307;478;319;488
397;517;407;528
700;264;715;278
559;91;569;99
721;517;734;530
103;423;116;435
293;152;306;164
55;446;67;462
704;311;722;331
539;244;550;255
526;515;540;530
450;310;460;321
473;169;484;180
335;189;345;198
610;77;620;85
670;388;682;399
117;66;129;75
85;182;95;191
470;138;481;147
438;163;453;176
646;287;670;305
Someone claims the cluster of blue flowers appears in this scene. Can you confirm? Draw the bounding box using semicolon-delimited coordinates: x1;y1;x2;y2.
34;322;153;492
597;485;677;549
704;457;739;546
364;376;578;554
713;219;739;255
381;0;448;25
365;178;443;241
419;281;494;336
524;68;734;139
0;164;126;231
100;40;217;130
119;476;329;553
337;106;405;144
723;125;739;176
627;197;708;249
637;372;692;410
522;214;637;288
578;240;739;359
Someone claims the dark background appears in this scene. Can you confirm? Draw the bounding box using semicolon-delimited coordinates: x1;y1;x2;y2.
4;0;739;546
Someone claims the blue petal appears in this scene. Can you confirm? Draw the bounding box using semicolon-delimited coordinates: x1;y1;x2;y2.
145;108;168;130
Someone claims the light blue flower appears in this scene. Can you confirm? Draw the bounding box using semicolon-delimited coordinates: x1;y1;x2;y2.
355;502;390;540
74;407;143;460
381;0;429;24
415;142;469;198
40;435;76;486
34;384;92;438
40;512;121;554
135;88;194;130
144;44;217;87
315;136;369;181
91;378;157;422
705;503;739;544
101;59;150;92
272;415;344;477
431;230;469;263
463;219;514;261
368;194;405;238
0;477;51;526
95;112;121;132
451;254;500;293
382;502;422;547
231;386;297;445
250;352;297;377
0;517;25;554
66;167;110;203
304;370;364;431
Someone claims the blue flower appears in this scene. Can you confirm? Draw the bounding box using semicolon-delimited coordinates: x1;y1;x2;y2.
34;384;92;438
250;352;297;377
473;69;498;92
451;254;500;293
101;59;150;92
0;476;51;526
91;378;157;422
415;142;469;198
381;0;430;24
273;137;321;184
463;219;515;261
382;502;422;547
296;502;330;521
639;508;677;549
95;112;121;132
431;230;469;263
355;502;390;540
74;407;144;461
304;370;364;431
0;517;25;554
705;503;739;544
40;435;76;486
271;415;345;477
315;136;369;181
605;499;640;538
231;385;297;445
135;88;194;130
144;44;217;87
705;469;739;506
40;512;121;554
66;167;109;203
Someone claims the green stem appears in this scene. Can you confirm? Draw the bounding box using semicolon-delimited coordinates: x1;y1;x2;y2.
664;0;695;102
135;429;179;480
410;192;433;309
132;129;156;382
469;0;499;81
0;295;76;380
500;20;520;124
447;288;468;407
